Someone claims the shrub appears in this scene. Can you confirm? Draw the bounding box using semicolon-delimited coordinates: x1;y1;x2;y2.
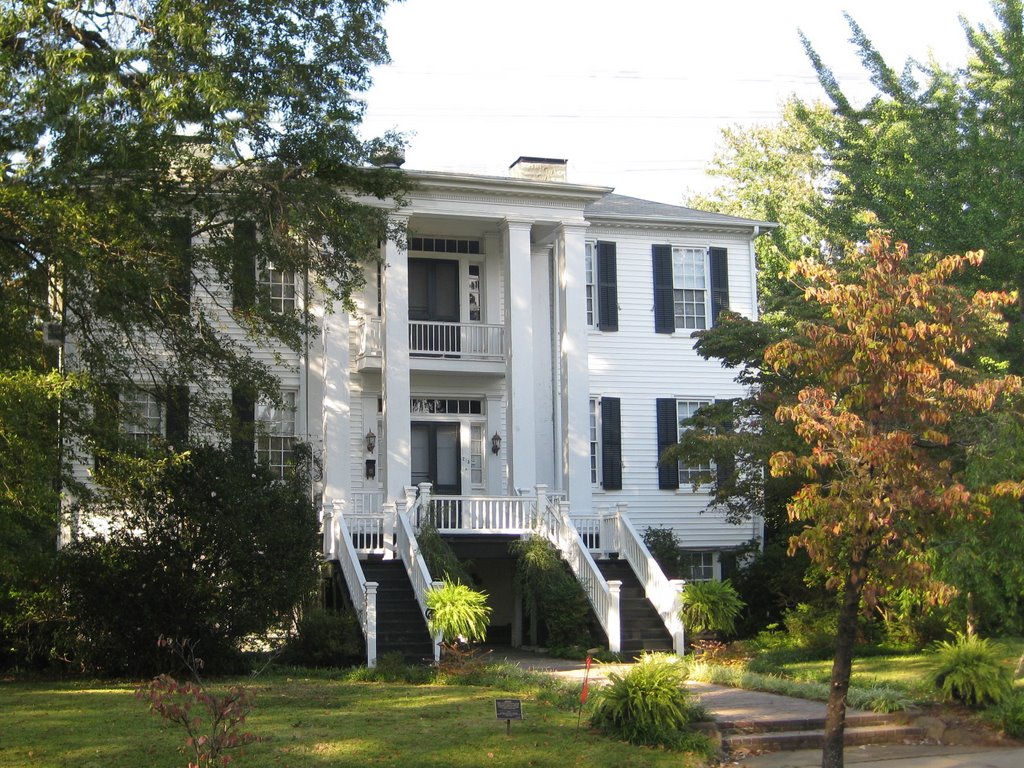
929;635;1012;707
590;653;707;750
986;689;1024;738
416;519;472;585
682;579;744;637
510;535;596;649
782;602;839;651
281;609;362;668
425;580;491;645
57;444;319;676
642;527;682;578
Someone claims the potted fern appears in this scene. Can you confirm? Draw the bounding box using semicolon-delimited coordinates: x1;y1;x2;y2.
425;580;492;659
680;579;744;642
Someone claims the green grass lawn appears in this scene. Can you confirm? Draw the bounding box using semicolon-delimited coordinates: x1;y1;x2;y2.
766;637;1024;697
0;672;708;768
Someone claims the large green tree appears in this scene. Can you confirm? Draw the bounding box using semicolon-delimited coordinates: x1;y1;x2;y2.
682;0;1024;638
767;235;1021;768
1;0;406;662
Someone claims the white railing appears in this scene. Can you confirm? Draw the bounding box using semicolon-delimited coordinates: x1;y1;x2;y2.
394;506;443;662
357;316;383;359
347;513;386;554
538;498;621;653
572;515;603;552
351;491;384;515
322;504;378;667
408;321;504;361
424;495;535;532
612;505;686;654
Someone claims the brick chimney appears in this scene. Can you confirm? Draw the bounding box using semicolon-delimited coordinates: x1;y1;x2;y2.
509;156;568;182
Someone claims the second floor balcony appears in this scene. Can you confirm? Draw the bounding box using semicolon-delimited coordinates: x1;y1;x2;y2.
356;316;506;373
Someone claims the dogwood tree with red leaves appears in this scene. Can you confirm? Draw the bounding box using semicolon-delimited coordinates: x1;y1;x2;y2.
766;234;1023;768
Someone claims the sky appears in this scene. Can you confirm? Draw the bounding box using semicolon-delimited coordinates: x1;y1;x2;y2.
359;0;997;206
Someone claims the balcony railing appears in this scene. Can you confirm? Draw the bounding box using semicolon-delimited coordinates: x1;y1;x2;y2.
357;316;505;364
409;321;504;361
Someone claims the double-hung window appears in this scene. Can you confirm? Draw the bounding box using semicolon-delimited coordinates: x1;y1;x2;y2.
653;245;729;333
259;267;296;313
656;398;712;490
255;392;296;478
682;551;715;582
121;388;164;447
672;247;707;330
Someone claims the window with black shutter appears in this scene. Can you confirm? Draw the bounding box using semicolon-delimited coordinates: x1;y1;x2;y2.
232;221;257;309
714;398;736;489
652;245;674;333
656;398;679;489
596;241;618;332
709;247;729;326
165;385;190;445
600;397;622;490
231;386;256;458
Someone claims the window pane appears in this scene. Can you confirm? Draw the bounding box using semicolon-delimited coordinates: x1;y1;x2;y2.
677;399;712;485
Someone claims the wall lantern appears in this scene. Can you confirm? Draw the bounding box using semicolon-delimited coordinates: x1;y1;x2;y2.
491;431;502;455
365;429;376;454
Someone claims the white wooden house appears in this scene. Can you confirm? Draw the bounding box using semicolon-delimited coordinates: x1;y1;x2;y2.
76;157;775;664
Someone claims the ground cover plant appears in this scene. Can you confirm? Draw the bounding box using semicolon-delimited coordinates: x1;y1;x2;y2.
0;667;712;768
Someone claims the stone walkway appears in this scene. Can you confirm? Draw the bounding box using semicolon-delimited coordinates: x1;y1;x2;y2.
490;647;1024;767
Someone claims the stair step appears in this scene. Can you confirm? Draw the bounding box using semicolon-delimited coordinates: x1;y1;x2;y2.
722;724;926;753
717;713;904;734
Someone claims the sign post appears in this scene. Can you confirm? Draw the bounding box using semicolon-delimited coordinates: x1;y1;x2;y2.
494;698;523;736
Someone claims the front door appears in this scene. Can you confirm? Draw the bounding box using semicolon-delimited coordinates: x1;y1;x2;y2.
411;422;461;494
412;422;462;527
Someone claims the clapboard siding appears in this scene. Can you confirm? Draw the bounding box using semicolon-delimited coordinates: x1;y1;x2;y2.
586;225;758;547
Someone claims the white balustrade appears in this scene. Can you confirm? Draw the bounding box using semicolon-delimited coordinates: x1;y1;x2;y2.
357;316;383;358
425;495;534;532
327;509;380;667
408;321;504;360
395;510;442;662
613;505;686;654
347;513;386;554
351;491;384;515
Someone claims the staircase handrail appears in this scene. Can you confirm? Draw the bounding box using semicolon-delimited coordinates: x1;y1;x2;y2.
398;490;443;661
323;505;378;666
613;506;686;654
538;498;621;653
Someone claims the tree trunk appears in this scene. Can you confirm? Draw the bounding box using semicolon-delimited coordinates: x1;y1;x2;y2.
821;560;864;768
966;592;977;638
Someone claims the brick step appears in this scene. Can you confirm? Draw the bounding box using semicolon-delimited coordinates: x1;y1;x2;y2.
722;723;926;753
717;712;905;734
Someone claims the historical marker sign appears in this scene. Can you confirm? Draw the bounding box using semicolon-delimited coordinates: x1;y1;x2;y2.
495;698;523;720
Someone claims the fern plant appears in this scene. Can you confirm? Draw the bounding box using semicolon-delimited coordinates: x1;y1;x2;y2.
681;579;744;637
929;635;1012;707
590;653;708;751
425;580;491;645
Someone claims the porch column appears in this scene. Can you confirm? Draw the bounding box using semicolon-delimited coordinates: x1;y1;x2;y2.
321;289;351;522
503;218;536;492
558;221;592;514
382;217;412;506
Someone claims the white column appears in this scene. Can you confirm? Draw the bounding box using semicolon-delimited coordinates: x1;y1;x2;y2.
558;222;592;514
382;218;412;505
321;293;351;519
503;218;536;492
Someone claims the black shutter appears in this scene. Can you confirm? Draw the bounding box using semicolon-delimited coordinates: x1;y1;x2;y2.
93;383;121;471
601;397;622;490
165;385;190;445
656;398;679;490
652;245;674;333
232;221;257;309
231;386;256;457
714;398;736;488
597;241;618;332
168;217;192;314
709;247;729;326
